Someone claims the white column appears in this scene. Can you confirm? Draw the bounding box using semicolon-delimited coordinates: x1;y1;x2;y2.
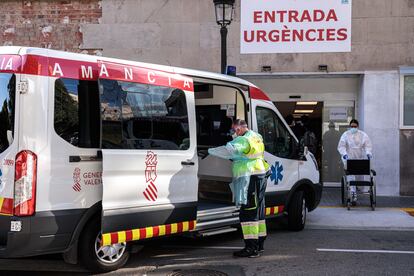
360;71;400;196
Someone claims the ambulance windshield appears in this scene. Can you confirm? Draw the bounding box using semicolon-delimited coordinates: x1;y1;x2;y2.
0;73;15;154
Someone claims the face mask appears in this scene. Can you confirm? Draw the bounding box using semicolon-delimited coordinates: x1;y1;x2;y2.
350;127;358;134
229;129;237;139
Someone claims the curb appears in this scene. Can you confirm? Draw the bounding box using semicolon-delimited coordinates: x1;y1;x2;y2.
320;206;414;213
306;225;414;232
308;206;414;231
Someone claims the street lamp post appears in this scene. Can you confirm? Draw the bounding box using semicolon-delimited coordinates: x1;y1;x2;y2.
213;0;235;74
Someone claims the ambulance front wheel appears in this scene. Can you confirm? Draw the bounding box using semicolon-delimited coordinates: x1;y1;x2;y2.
287;190;307;231
78;216;130;272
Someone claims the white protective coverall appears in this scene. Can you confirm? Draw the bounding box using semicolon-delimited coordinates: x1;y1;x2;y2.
337;129;373;198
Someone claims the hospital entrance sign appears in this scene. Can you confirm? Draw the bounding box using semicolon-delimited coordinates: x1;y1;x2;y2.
240;0;352;54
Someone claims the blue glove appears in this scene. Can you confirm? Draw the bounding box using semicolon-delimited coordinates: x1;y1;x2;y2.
342;154;348;160
367;154;372;160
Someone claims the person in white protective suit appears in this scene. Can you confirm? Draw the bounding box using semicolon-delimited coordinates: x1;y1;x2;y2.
337;119;373;204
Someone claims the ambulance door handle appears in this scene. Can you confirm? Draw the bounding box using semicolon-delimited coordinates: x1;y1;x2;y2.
69;153;102;163
69;156;82;163
181;160;195;166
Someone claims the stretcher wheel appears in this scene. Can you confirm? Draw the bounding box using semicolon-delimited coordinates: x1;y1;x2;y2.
370;184;376;211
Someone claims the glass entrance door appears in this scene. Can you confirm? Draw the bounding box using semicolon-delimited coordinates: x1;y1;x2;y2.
321;101;355;186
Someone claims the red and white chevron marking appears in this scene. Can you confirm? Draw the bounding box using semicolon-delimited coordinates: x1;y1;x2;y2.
143;151;158;202
143;181;158;201
72;182;81;192
72;167;81;192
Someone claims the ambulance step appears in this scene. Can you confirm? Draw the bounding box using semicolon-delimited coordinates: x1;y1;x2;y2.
197;206;239;223
197;205;238;216
196;216;239;231
197;227;238;237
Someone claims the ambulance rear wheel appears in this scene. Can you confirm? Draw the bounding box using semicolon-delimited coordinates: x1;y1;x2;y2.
287;191;306;231
79;216;130;272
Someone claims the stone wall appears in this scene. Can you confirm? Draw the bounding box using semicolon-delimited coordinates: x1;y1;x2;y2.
1;0;413;73
0;0;102;54
81;0;414;73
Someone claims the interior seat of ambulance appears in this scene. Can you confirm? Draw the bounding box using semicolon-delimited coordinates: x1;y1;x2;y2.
194;83;246;210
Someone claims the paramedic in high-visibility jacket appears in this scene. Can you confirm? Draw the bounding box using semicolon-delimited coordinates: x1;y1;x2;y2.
209;119;270;258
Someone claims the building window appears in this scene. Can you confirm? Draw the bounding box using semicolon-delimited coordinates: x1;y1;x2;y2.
403;76;414;127
100;79;190;150
54;78;100;148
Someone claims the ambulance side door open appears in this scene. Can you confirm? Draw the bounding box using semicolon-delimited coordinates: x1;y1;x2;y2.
251;99;300;195
98;71;198;241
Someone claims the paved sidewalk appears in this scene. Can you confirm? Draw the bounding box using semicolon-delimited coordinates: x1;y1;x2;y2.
320;187;414;208
307;187;414;231
307;207;414;231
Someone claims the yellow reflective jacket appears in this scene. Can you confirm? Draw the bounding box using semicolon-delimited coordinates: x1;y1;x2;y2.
226;130;270;178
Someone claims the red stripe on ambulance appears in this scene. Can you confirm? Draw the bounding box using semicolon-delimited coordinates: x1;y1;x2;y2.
166;224;172;235
125;230;133;241
249;86;271;101
265;205;285;216
139;228;147;239
110;233;118;244
0;54;274;101
0;54;194;91
189;220;195;230
153;226;160;237
0;55;22;72
177;222;183;233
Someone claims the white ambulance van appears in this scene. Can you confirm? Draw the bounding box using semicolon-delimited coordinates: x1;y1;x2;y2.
0;47;321;272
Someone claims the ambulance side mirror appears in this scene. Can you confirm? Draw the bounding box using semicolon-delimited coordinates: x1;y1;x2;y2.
304;146;309;156
299;146;308;160
6;130;13;146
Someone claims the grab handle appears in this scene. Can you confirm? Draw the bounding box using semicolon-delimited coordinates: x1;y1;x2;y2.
69;151;102;163
181;160;195;166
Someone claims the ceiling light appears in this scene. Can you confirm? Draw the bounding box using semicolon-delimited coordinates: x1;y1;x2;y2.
296;101;317;105
294;109;314;113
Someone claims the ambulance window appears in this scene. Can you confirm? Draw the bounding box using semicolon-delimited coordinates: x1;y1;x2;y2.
54;78;100;148
256;107;299;159
0;73;15;154
100;79;190;150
